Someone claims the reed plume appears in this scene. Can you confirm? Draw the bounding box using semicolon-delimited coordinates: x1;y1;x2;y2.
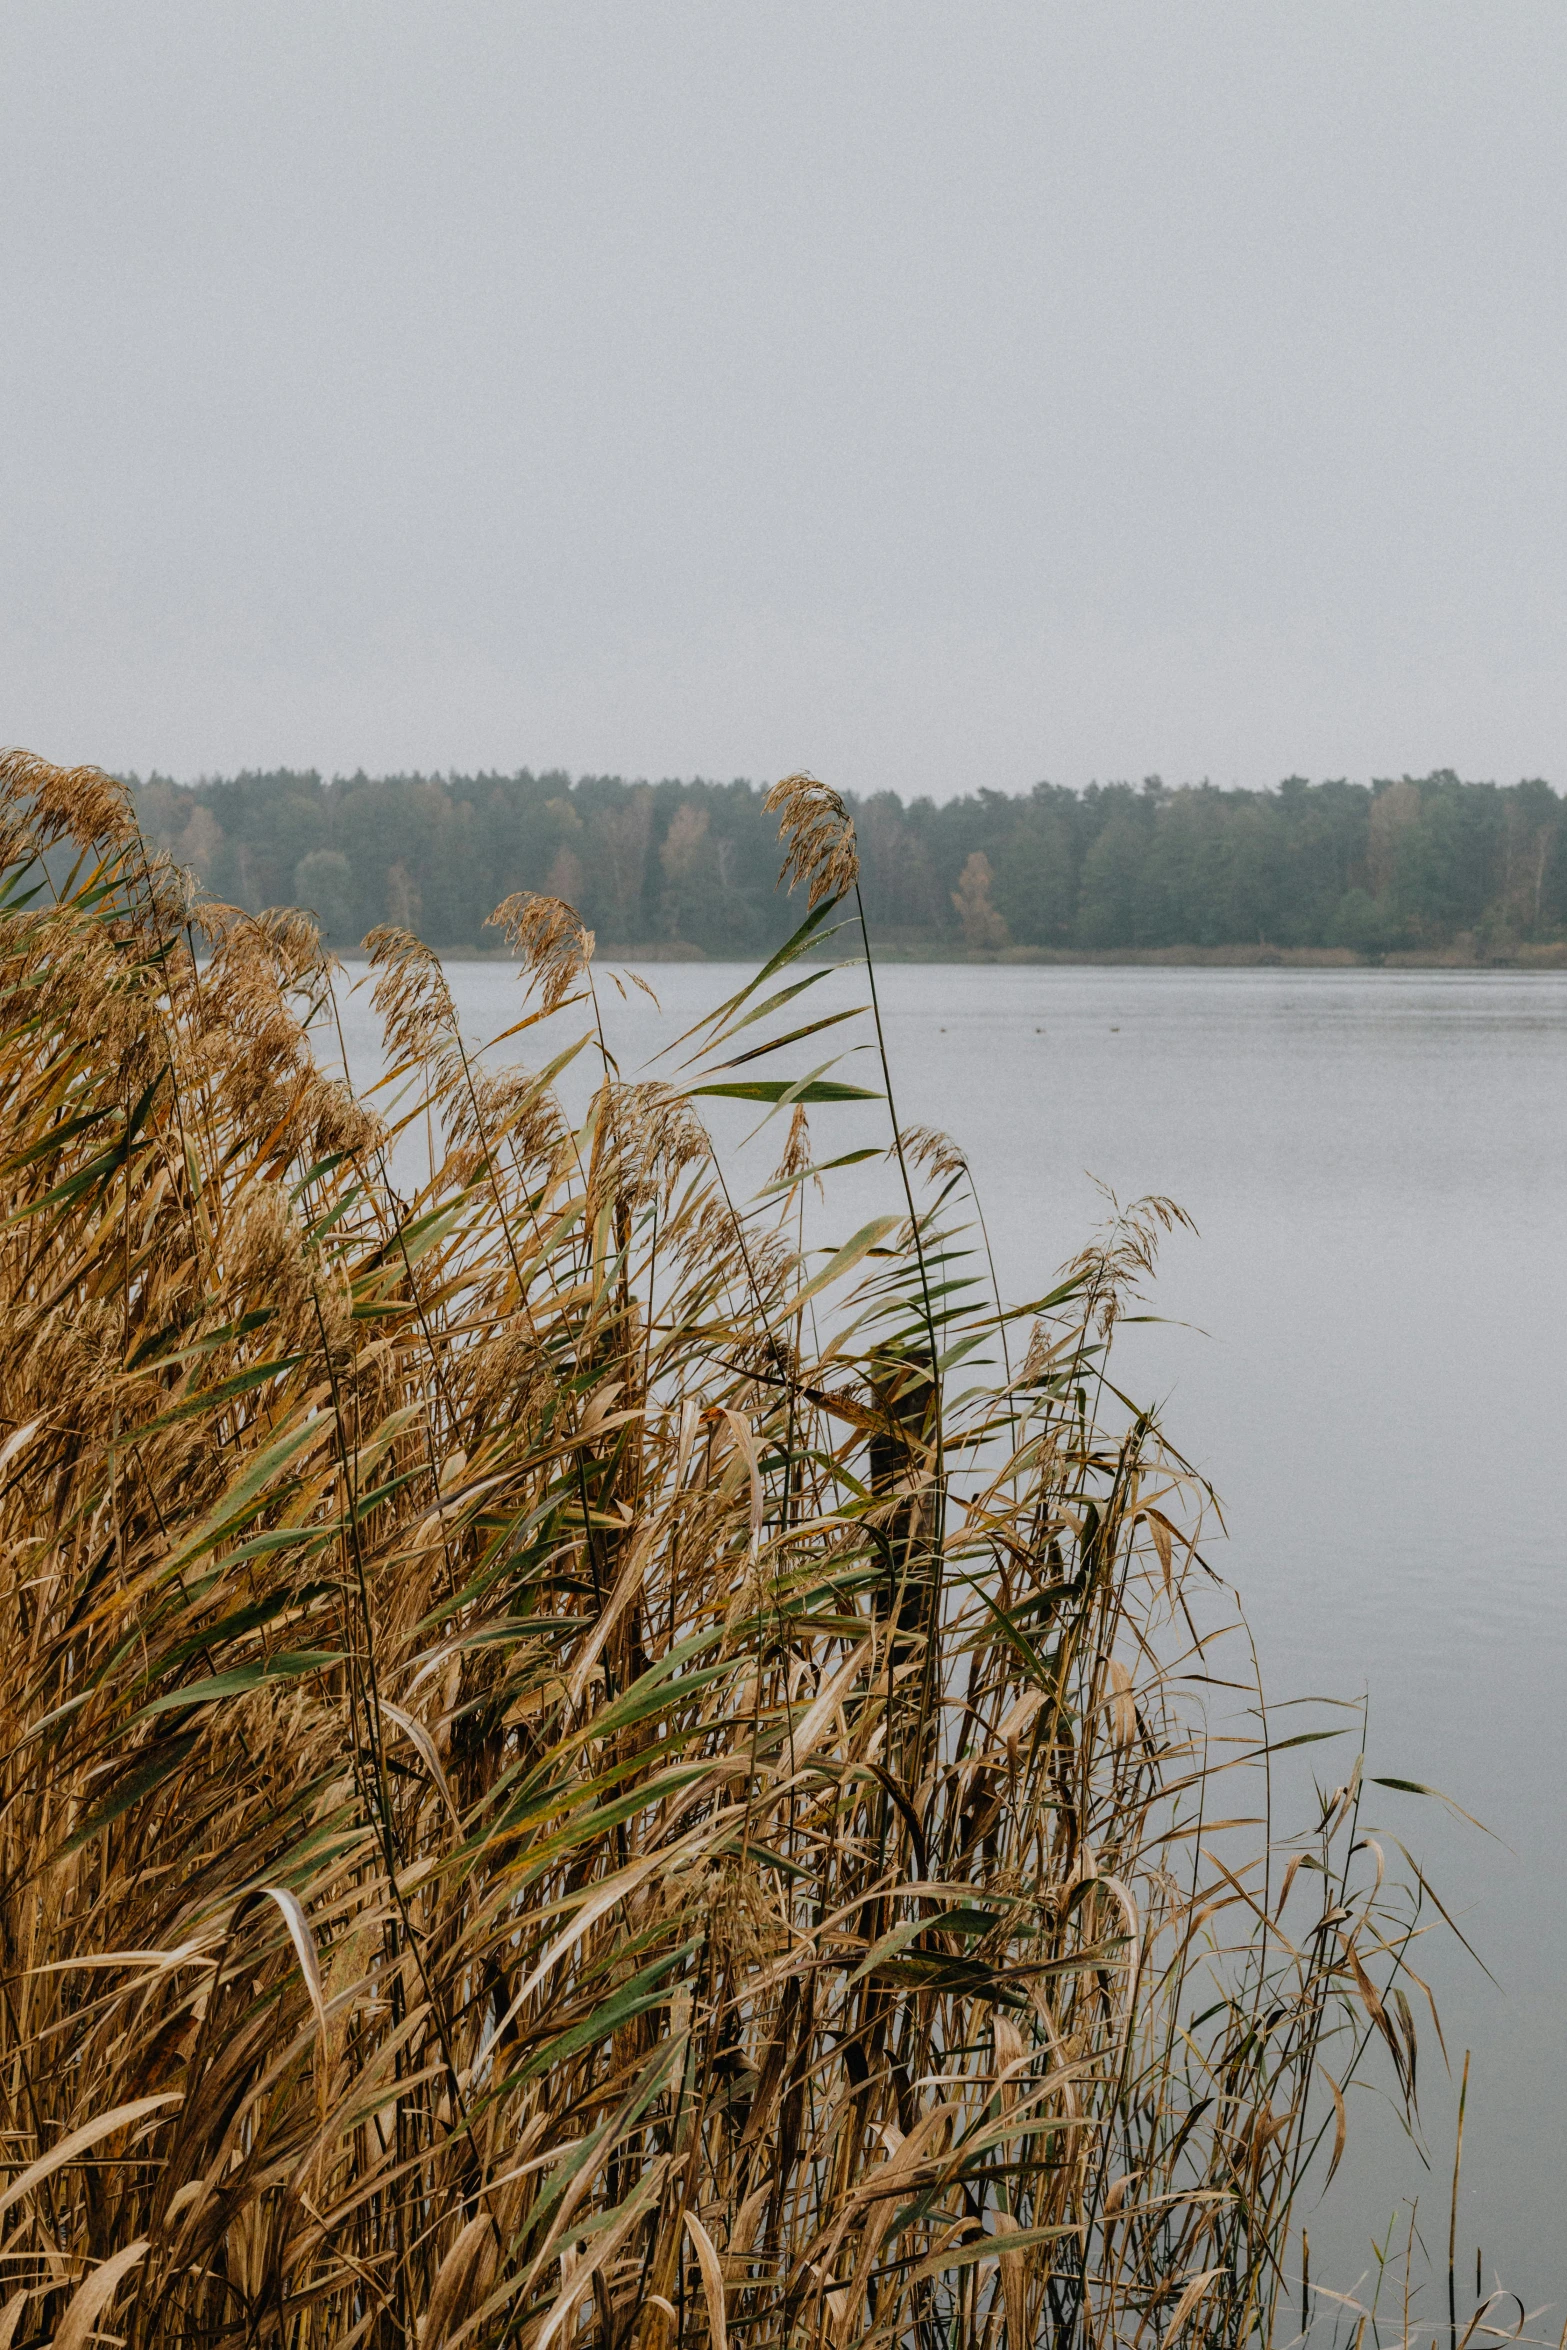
486;891;597;1014
763;773;859;909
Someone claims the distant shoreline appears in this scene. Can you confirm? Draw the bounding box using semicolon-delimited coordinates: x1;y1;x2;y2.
135;769;1567;978
426;938;1567;970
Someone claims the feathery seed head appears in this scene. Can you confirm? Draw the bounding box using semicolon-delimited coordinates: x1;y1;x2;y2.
444;1063;566;1180
484;891;595;1014
774;1103;813;1186
259;905;336;988
625;1080;710;1196
897;1122;968;1183
763;770;859;908
0;747;137;850
1067;1185;1197;1336
365;924;458;1063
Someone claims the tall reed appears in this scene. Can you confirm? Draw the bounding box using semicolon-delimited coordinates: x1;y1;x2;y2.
0;750;1436;2347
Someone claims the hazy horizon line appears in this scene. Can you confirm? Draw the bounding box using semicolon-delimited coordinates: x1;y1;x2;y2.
124;762;1566;803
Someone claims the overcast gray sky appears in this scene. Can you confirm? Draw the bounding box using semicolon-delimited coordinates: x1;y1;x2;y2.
3;3;1564;798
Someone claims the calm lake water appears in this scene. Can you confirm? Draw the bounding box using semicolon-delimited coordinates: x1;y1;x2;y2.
337;959;1567;2303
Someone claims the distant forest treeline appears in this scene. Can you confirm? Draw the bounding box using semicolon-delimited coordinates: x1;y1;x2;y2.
131;767;1567;957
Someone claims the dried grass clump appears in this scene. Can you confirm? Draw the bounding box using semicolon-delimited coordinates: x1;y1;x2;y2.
0;751;1439;2348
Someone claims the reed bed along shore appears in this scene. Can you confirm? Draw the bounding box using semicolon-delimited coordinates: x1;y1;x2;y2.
0;749;1456;2347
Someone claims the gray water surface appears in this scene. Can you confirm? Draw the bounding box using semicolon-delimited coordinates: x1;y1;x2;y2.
337;959;1567;2302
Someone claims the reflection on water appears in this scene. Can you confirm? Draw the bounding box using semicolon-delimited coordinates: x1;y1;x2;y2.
332;960;1567;2296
